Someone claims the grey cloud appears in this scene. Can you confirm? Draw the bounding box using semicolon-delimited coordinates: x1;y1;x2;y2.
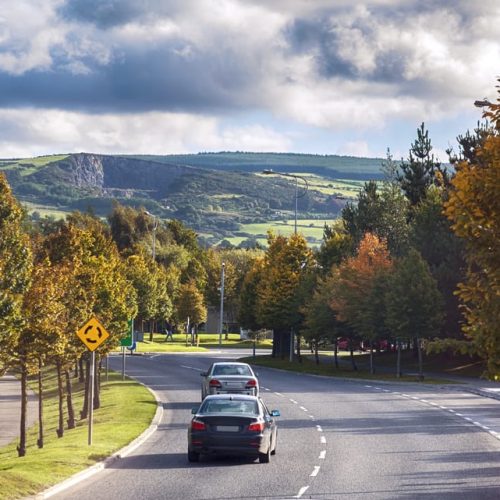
0;42;256;113
58;0;182;28
285;2;498;90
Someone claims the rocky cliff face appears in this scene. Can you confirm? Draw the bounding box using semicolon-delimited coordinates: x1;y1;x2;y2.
69;154;105;189
36;153;201;199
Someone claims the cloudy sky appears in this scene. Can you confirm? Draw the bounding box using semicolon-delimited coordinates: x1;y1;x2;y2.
0;0;498;160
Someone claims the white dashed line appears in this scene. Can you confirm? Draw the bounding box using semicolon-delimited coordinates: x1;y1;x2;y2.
275;392;284;397
366;385;498;444
295;486;309;498
180;365;203;371
309;415;315;419
290;399;298;404
320;436;326;444
316;425;323;432
319;450;326;459
310;466;320;477
300;406;308;412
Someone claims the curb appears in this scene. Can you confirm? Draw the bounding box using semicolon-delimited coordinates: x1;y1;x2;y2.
35;381;163;499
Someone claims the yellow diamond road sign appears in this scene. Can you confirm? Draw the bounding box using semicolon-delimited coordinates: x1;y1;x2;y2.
77;316;110;351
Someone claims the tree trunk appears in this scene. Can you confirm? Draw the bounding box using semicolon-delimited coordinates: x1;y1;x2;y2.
272;329;279;358
74;359;79;379
417;337;424;381
56;359;64;438
149;319;154;342
296;333;302;363
17;360;27;457
396;338;402;378
333;340;339;369
65;369;75;429
314;339;320;364
78;355;85;383
349;339;357;371
81;357;90;419
93;354;100;410
369;340;374;375
37;357;44;448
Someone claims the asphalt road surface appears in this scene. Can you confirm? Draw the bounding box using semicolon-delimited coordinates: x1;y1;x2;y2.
51;350;500;500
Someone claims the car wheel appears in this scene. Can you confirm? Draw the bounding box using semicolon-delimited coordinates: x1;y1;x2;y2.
188;449;200;462
259;446;271;463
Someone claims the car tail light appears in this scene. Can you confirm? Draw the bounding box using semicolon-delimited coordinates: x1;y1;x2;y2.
248;422;264;432
191;419;206;431
245;379;257;388
209;379;222;388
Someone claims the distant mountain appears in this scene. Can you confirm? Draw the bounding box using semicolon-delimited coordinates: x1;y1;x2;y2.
1;151;383;246
126;151;384;179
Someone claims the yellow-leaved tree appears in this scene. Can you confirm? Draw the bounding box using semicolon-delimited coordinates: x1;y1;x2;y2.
444;81;500;379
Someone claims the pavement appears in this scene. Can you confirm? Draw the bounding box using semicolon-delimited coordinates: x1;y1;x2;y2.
0;373;38;447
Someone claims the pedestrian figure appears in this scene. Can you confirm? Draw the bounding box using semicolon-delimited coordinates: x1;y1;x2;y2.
165;322;173;342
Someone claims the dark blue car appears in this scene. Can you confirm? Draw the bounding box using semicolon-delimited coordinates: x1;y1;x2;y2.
188;394;280;463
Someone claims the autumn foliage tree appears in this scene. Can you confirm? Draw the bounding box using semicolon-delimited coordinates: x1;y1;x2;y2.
329;233;393;373
444;83;500;378
256;233;315;358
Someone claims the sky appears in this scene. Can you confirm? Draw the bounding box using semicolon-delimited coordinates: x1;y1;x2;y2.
0;0;498;161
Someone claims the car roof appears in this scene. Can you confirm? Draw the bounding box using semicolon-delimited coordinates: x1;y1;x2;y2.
212;362;251;366
202;394;259;402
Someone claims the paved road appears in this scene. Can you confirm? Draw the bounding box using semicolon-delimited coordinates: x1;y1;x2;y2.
51;350;500;499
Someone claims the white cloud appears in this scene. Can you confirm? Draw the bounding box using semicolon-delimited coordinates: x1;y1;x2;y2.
0;108;291;157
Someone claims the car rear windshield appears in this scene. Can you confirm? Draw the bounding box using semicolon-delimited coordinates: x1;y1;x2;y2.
212;365;252;376
200;399;259;415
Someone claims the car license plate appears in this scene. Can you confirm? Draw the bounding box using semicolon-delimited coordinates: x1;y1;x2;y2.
226;382;241;387
216;425;239;432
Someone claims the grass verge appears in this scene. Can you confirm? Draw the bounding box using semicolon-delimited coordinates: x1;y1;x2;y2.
118;333;272;353
0;368;156;500
240;355;456;384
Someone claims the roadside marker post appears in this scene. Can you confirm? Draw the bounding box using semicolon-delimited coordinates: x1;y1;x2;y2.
76;316;110;446
120;319;134;380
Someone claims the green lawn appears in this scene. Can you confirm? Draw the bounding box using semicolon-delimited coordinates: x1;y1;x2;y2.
121;333;272;353
240;354;456;384
0;368;156;500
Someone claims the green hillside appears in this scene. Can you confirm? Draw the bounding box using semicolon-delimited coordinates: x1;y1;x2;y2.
0;152;381;246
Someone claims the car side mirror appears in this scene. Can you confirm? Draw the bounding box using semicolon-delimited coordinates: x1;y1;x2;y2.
270;410;280;417
191;407;199;414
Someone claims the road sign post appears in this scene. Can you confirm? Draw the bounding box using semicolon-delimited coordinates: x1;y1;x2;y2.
76;316;110;446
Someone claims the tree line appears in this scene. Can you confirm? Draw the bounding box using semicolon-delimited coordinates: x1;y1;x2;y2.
0;81;498;456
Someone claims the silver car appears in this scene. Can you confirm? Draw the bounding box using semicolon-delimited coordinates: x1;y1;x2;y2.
201;362;259;400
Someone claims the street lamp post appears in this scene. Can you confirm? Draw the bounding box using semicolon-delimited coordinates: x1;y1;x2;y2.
218;262;225;347
143;210;158;260
262;170;309;234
